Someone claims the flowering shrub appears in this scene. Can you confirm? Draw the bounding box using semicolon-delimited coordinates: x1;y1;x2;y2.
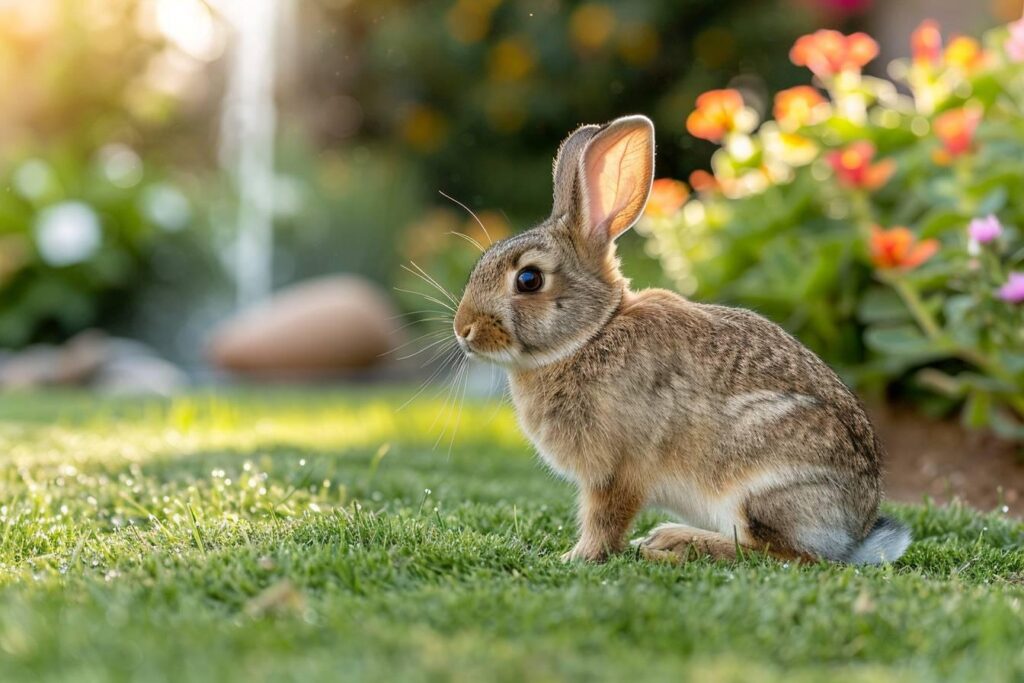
640;21;1024;443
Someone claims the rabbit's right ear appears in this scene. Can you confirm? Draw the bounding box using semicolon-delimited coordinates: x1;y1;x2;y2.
552;124;601;220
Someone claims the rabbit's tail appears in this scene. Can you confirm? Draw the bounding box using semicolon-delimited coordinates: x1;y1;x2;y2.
846;516;911;565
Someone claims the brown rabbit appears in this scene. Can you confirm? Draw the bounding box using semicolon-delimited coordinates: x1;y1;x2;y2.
452;115;910;565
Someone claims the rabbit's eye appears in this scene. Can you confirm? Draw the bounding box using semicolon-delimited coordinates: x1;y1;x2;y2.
515;266;543;293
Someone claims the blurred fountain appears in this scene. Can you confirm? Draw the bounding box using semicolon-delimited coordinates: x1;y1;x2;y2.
218;0;288;307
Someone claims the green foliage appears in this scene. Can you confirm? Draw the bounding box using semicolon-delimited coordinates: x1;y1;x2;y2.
0;0;213;348
642;22;1024;443
0;150;203;347
1;390;1023;682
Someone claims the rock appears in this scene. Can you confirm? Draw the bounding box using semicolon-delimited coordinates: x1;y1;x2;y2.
56;330;109;383
0;345;62;388
207;275;404;376
93;354;189;396
0;329;189;394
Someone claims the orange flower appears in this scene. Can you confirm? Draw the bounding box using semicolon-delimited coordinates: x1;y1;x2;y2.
790;30;878;79
870;226;939;271
826;141;895;190
685;89;754;142
688;169;718;194
644;178;689;218
773;86;827;130
933;107;981;158
911;19;943;66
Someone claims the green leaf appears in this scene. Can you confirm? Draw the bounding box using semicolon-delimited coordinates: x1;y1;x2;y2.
863;324;944;359
943;294;979;347
974;186;1008;216
918;210;967;238
915;368;966;398
856;286;910;324
962;391;992;430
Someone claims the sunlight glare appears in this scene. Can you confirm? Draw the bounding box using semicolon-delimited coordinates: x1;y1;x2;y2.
152;0;225;61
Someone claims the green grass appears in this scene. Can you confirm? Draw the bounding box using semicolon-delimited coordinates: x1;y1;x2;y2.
1;389;1023;683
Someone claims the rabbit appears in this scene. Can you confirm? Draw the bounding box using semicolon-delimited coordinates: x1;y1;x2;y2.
452;114;911;565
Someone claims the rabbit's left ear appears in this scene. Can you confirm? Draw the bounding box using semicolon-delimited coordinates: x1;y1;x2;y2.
579;115;655;243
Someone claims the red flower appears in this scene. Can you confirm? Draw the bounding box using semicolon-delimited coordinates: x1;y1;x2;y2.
826;141;895;190
644;179;689;218
933;107;981;158
685;89;752;142
911;19;943;66
773;86;827;130
870;226;939;271
790;30;878;79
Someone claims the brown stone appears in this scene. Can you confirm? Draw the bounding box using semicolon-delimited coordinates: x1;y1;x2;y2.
207;275;404;376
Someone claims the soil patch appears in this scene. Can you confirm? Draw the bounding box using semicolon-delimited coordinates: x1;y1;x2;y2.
870;403;1023;516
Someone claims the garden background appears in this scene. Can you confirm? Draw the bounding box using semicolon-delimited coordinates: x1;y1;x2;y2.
1;1;1024;680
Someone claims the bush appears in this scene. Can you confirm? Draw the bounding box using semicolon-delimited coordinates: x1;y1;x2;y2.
640;21;1024;443
0;0;216;349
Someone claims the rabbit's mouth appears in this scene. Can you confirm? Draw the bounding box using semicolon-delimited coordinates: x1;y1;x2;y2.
455;334;473;355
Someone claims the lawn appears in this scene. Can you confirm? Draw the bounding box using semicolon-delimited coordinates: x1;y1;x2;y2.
0;390;1023;683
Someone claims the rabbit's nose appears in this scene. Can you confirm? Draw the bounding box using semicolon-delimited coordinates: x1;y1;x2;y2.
458;323;476;341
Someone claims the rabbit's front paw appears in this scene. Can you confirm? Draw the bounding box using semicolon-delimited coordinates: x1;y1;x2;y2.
560;540;608;563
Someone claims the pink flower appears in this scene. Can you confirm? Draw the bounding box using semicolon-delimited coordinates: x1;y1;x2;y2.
1007;19;1024;62
998;272;1024;303
968;215;1002;244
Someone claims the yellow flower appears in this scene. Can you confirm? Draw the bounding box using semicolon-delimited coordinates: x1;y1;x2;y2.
569;3;616;53
401;104;448;153
445;0;501;44
617;22;659;66
488;37;535;82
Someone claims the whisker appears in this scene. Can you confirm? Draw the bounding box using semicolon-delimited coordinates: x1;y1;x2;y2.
381;328;452;357
392;316;456;335
422;338;459;368
485;363;505;425
439;190;493;246
447;358;471;459
409;261;460;306
400;265;457;308
446;230;484;252
397;334;456;361
431;357;466;446
388;309;454;321
396;346;462;412
402;262;459;307
394;287;455;313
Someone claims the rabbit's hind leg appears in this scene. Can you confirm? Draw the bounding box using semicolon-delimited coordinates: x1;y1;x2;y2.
631;522;801;563
741;481;870;563
631;522;741;562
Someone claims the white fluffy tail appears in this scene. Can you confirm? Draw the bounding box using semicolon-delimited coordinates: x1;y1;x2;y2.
847;516;911;565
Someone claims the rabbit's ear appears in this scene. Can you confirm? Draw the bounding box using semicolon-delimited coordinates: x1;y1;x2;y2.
552;123;601;219
578;115;655;243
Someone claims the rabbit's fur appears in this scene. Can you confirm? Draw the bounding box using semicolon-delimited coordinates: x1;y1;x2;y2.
453;115;910;564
